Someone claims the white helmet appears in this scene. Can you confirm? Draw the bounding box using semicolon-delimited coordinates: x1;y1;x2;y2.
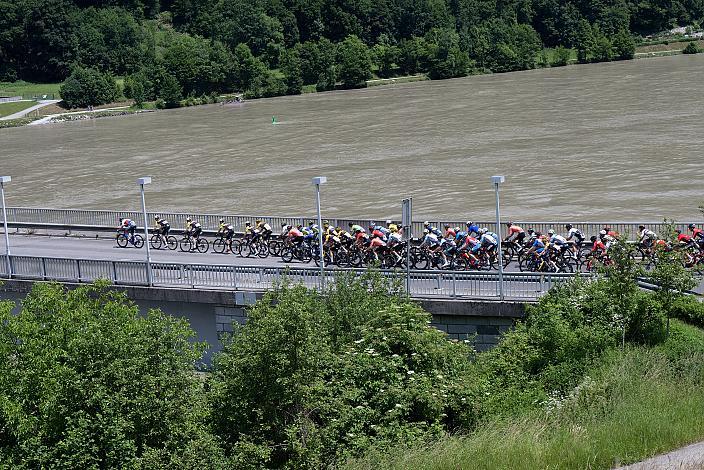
547;229;555;236
386;219;392;225
479;228;487;235
599;229;607;236
423;221;430;226
423;229;430;234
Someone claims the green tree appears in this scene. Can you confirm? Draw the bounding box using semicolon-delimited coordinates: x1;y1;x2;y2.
575;19;596;63
280;48;303;94
425;28;471;79
398;36;430;75
372;40;400;78
59;66;118;108
123;71;152;106
551;45;572;66
158;72;183;108
336;35;372;88
611;29;636;60
0;282;224;468
683;41;703;54
162;34;232;96
232;43;268;93
591;26;614;62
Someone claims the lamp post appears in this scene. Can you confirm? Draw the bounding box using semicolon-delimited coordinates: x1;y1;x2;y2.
312;176;327;289
138;177;153;286
491;175;505;300
0;176;11;277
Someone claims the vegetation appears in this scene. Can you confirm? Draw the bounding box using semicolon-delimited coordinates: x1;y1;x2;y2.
59;66;119;108
1;0;701;106
0;100;37;118
683;41;703;53
1;231;702;468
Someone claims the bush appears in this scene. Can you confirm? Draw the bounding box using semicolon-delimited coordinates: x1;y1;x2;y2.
157;73;182;108
669;296;704;327
59;66;118;108
337;35;372;88
683;41;702;54
551;46;572;66
0;282;221;468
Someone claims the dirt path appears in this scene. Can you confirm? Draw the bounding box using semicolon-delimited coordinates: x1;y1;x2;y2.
0;100;60;120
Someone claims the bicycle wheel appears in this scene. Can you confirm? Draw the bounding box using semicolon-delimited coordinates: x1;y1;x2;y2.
196;238;209;253
116;234;128;248
411;252;429;270
212;238;226;254
231;239;243;256
257;241;269;258
133;234;144;249
179;237;192;252
150;234;163;250
451;257;469;271
281;247;294;263
269;240;283;257
244;242;258;257
166;236;178;250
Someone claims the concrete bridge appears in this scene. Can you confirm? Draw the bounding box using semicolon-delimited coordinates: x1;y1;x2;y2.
0;207;700;361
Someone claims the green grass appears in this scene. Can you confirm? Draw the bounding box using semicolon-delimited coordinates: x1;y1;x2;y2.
0;100;38;118
348;320;704;470
0;80;61;99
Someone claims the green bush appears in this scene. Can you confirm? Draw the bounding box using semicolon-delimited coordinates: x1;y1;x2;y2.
59;66;118;108
683;41;702;54
669;296;704;327
0;282;221;468
551;46;572;66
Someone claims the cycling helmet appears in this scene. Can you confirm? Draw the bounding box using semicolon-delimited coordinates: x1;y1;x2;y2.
219;218;225;223
286;225;292;230
255;219;261;224
455;226;461;232
505;221;513;226
547;229;555;236
466;221;473;226
444;224;451;229
565;224;572;230
423;221;430;226
599;229;607;236
638;225;645;230
676;229;682;234
423;229;430;234
348;222;354;227
154;215;160;220
386;219;392;225
296;224;302;229
119;218;124;224
478;228;487;235
604;226;612;232
186;217;192;222
590;235;597;243
535;231;542;237
245;221;251;226
689;223;696;229
281;223;287;228
527;228;534;234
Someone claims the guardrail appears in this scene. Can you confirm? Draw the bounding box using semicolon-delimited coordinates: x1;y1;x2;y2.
1;207;695;239
0;254;575;300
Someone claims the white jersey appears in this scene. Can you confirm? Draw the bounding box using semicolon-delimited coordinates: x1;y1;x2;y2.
566;227;583;241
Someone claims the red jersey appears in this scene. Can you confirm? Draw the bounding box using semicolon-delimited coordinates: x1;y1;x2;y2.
508;225;524;234
693;228;704;239
678;233;692;243
288;227;303;238
592;240;606;252
445;228;456;238
370;237;386;247
372;229;386;239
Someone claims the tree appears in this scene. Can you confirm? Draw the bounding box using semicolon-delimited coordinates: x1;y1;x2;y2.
611;29;635;60
426;28;471;79
372;41;400;78
123;71;152;106
162;34;232;96
551;45;572;66
683;41;702;54
337;35;372;88
592;26;614;62
398;36;430;75
59;66;118;108
574;19;596;63
231;43;267;93
0;282;225;468
280;48;303;94
158;72;183;108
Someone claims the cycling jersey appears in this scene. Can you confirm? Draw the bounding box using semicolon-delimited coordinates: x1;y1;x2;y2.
486;232;499;242
532;238;546;254
422;233;440;247
350;224;364;233
480;233;497;247
455;231;468;244
467;224;480;236
388;223;399;233
592;240;606;252
678;233;693;243
445;228;456;238
123;219;136;228
567;228;583;241
427;226;442;237
288;227;303;238
370;237;386;248
372;229;387;241
507;225;524;235
693;228;704;240
639;229;657;240
550;235;568;246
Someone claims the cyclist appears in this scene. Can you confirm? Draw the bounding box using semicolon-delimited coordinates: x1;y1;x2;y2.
444;224;456;238
638;225;657;250
224;223;235;251
370;222;390;238
564;224;584;257
256;220;273;241
243;221;257;242
455;227;469;247
526;231;557;271
478;228;498;254
387;220;400;234
189;219;203;242
284;225;304;247
676;229;696;248
548;229;569;257
217;218;227;236
155;216;170;246
367;233;388;262
349;222;364;234
420;229;448;267
185;217;193;236
688;224;704;248
371;225;389;243
423;221;442;237
119;218;137;242
504;222;525;244
590;235;607;254
466;221;480;237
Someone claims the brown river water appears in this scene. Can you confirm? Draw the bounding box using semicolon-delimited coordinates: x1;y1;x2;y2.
1;54;703;222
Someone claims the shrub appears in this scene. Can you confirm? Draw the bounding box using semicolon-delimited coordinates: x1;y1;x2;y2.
669;296;704;327
551;46;572;66
683;41;702;54
59;66;118;108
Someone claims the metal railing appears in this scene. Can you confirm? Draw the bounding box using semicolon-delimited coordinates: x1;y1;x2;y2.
1;207;695;239
0;254;575;300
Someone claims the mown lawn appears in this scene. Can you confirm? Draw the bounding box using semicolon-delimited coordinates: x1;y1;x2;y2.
0;80;62;99
0;100;38;118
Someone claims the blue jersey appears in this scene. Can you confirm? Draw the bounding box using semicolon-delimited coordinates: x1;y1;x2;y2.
467;224;480;236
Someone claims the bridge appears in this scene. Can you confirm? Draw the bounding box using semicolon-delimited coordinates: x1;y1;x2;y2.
0;207;700;360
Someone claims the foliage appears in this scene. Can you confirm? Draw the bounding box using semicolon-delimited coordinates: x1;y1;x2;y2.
683;41;703;53
551;46;572;66
208;272;474;467
612;29;636;60
157;73;182;108
280;48;303;94
336;35;373;88
0;282;223;468
59;66;118;108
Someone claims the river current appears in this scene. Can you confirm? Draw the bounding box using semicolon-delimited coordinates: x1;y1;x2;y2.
2;54;703;222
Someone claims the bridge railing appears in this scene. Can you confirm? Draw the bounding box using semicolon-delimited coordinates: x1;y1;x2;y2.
0;254;576;300
0;207;693;239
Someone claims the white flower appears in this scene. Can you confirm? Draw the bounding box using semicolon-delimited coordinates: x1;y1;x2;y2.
395;403;403;408
354;338;365;344
407;370;415;375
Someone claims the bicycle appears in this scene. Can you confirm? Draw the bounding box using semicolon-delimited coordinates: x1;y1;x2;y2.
116;231;144;249
179;234;209;253
150;232;177;250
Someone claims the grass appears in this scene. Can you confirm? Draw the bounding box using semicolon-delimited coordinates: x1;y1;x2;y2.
0;80;61;99
348;320;704;470
0;100;37;118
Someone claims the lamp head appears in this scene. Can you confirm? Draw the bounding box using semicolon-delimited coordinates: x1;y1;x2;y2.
490;175;505;185
311;176;327;185
137;177;152;185
0;176;11;184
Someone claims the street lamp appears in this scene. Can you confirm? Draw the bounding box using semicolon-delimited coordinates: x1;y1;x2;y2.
138;177;153;286
312;176;327;289
0;176;11;277
491;175;505;300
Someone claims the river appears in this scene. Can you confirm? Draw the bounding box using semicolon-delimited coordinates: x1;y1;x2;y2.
1;54;703;222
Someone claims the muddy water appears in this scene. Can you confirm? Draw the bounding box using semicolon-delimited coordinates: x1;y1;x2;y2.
1;54;703;221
